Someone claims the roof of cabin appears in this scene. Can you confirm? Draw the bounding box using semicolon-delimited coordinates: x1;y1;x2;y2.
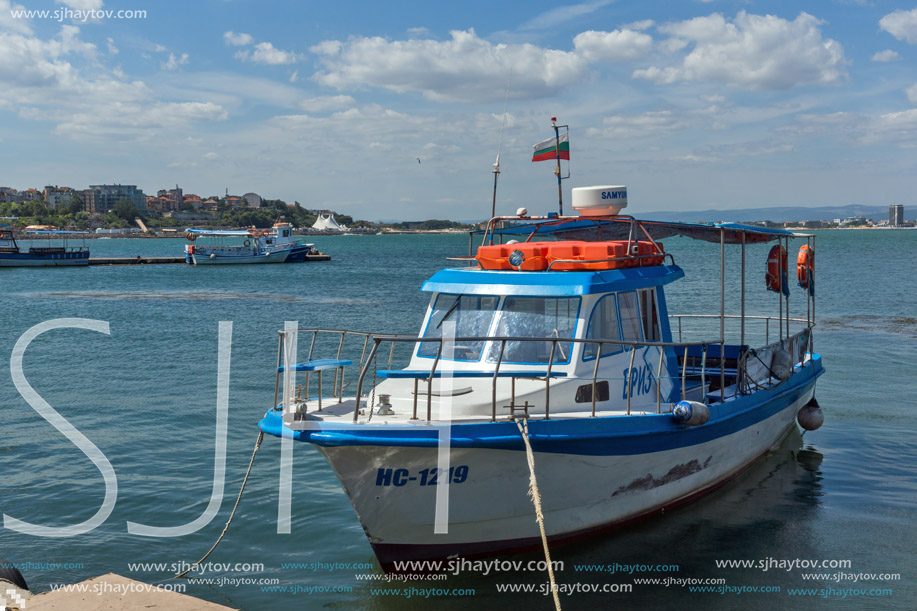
421;265;684;296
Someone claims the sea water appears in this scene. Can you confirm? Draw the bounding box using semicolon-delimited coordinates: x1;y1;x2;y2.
0;230;914;610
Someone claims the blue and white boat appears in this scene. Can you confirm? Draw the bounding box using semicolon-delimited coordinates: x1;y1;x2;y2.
258;186;824;567
0;229;89;267
184;222;316;265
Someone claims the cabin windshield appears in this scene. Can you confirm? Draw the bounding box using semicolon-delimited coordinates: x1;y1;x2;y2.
418;294;499;360
487;297;580;364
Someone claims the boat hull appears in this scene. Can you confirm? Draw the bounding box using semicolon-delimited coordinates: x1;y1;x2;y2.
189;245;312;265
262;357;822;567
0;252;89;267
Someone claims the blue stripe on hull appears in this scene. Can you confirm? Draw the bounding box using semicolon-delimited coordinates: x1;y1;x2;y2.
258;355;822;457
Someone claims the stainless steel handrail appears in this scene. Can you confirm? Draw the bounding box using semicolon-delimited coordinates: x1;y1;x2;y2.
347;334;727;423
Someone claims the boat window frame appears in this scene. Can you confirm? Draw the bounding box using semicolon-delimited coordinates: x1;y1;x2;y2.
639;287;661;343
617;290;644;344
484;295;581;366
416;292;501;362
582;293;625;362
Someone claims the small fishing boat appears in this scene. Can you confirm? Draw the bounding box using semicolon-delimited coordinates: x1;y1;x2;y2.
0;228;89;267
184;222;317;265
257;123;824;568
258;198;824;567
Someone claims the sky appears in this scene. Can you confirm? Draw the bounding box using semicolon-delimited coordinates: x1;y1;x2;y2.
1;0;915;221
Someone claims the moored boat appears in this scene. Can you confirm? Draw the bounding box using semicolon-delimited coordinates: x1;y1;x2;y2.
184;222;317;265
0;229;89;267
257;187;824;568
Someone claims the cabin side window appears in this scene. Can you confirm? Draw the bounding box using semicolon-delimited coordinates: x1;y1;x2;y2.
583;294;623;360
618;292;643;343
639;288;660;342
418;294;499;361
486;297;580;364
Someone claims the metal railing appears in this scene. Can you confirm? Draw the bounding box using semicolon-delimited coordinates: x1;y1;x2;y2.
273;328;377;412
670;314;812;345
275;321;816;424
349;334;733;423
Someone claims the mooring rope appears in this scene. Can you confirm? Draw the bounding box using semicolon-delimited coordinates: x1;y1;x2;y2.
516;418;562;611
174;430;264;579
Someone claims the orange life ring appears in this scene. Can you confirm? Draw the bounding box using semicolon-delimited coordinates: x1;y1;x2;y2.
186;232;197;241
796;244;813;288
766;245;787;293
261;230;270;237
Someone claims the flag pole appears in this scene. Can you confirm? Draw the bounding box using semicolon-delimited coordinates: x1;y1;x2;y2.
552;117;563;216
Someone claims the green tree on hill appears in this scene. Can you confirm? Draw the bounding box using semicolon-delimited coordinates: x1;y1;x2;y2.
113;197;139;221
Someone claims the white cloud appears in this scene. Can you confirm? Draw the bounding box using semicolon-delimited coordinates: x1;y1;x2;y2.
0;25;96;89
311;28;587;103
0;23;229;144
786;109;917;147
55;101;227;139
633;11;846;90
106;36;118;54
202;151;219;160
586;110;689;139
573;29;653;61
299;95;356;113
871;49;899;62
518;0;615;31
223;31;253;47
161;52;189;71
865;109;917;145
1;0;33;35
236;41;302;65
907;84;917;104
406;27;431;38
879;9;917;44
623;20;655;32
56;0;103;10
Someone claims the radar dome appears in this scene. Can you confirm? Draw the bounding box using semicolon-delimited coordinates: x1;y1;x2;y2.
572;186;627;216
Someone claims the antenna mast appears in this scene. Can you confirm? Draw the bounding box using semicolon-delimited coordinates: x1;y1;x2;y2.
491;69;512;221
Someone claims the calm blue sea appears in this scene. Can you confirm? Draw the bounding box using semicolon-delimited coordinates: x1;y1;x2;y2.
1;230;914;610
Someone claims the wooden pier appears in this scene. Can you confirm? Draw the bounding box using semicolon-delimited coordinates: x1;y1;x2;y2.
89;257;186;265
88;254;331;265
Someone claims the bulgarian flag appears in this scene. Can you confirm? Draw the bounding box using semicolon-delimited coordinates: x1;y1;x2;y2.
532;132;570;162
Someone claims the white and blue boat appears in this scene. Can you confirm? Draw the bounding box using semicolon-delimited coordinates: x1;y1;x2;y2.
184;222;316;265
0;228;89;267
258;186;824;568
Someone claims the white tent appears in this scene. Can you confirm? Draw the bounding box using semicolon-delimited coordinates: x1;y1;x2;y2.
311;212;347;231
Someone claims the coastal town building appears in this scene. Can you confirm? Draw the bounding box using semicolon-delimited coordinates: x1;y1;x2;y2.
0;187;18;203
889;204;904;227
43;186;76;208
183;194;204;209
243;192;262;208
85;184;147;213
